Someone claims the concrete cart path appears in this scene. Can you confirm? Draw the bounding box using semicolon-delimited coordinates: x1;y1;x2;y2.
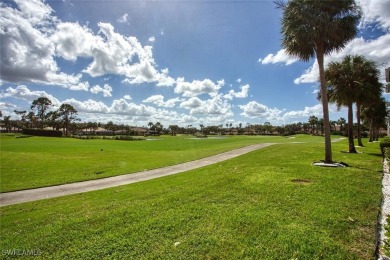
0;143;274;207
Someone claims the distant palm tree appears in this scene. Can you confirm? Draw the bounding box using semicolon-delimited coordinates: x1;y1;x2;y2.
330;120;337;132
361;97;387;142
3;115;12;133
155;122;163;135
337;117;346;135
318;118;324;135
199;124;204;134
308;116;318;135
277;0;361;162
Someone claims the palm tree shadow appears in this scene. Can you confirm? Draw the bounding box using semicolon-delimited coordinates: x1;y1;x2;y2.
366;153;383;158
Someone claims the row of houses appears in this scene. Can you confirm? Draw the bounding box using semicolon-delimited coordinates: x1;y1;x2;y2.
77;127;152;136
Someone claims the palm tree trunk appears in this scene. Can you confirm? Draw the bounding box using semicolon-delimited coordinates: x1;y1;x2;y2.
356;103;364;146
347;102;357;153
317;48;332;163
369;119;373;142
374;125;379;141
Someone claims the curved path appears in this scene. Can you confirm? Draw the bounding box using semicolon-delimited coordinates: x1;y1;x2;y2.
1;143;274;207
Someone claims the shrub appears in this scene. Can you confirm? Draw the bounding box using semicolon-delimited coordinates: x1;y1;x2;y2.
22;128;62;137
380;138;390;159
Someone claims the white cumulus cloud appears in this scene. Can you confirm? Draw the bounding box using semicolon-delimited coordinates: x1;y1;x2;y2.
0;1;82;88
89;84;112;97
175;78;224;97
51;22;97;61
357;0;390;30
0;85;60;106
63;98;110;113
117;13;130;24
259;49;299;65
180;95;232;116
143;95;183;108
224;84;250;100
282;104;323;119
239;101;283;121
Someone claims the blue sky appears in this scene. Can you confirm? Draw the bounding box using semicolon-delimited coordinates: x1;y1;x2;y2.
0;0;389;127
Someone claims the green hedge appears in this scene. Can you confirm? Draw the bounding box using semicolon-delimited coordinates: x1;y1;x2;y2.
22;129;63;137
380;139;390;159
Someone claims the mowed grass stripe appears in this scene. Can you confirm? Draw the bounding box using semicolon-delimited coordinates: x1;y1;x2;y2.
0;139;383;259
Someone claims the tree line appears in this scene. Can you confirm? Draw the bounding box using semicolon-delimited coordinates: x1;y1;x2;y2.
0;98;386;140
1;97;79;136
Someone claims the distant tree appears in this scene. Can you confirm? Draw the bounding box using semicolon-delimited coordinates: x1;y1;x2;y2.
26;112;37;128
308;116;318;135
86;122;98;134
30;97;52;129
46;111;61;130
302;123;310;134
199;124;204;134
168;125;179;136
58;104;78;136
3;115;12;133
263;122;272;135
330;120;337;132
14;110;28;129
337;117;346;135
105;121;114;132
148;122;154;130
361;97;387;142
318;118;324;135
155;122;163;135
277;0;361;162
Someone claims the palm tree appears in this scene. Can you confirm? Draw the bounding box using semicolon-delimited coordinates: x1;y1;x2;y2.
199;124;204;134
318;118;324;135
155;122;163;135
361;97;387;142
337;117;346;135
277;0;361;162
308;116;318;135
326;55;382;152
352;57;382;146
326;56;358;153
3;115;12;133
330;120;337;132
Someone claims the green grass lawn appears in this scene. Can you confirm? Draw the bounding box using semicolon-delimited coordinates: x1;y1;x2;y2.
0;137;383;259
1;133;328;192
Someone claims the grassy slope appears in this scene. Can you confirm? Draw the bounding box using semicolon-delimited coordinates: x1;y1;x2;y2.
0;138;383;259
2;134;322;192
